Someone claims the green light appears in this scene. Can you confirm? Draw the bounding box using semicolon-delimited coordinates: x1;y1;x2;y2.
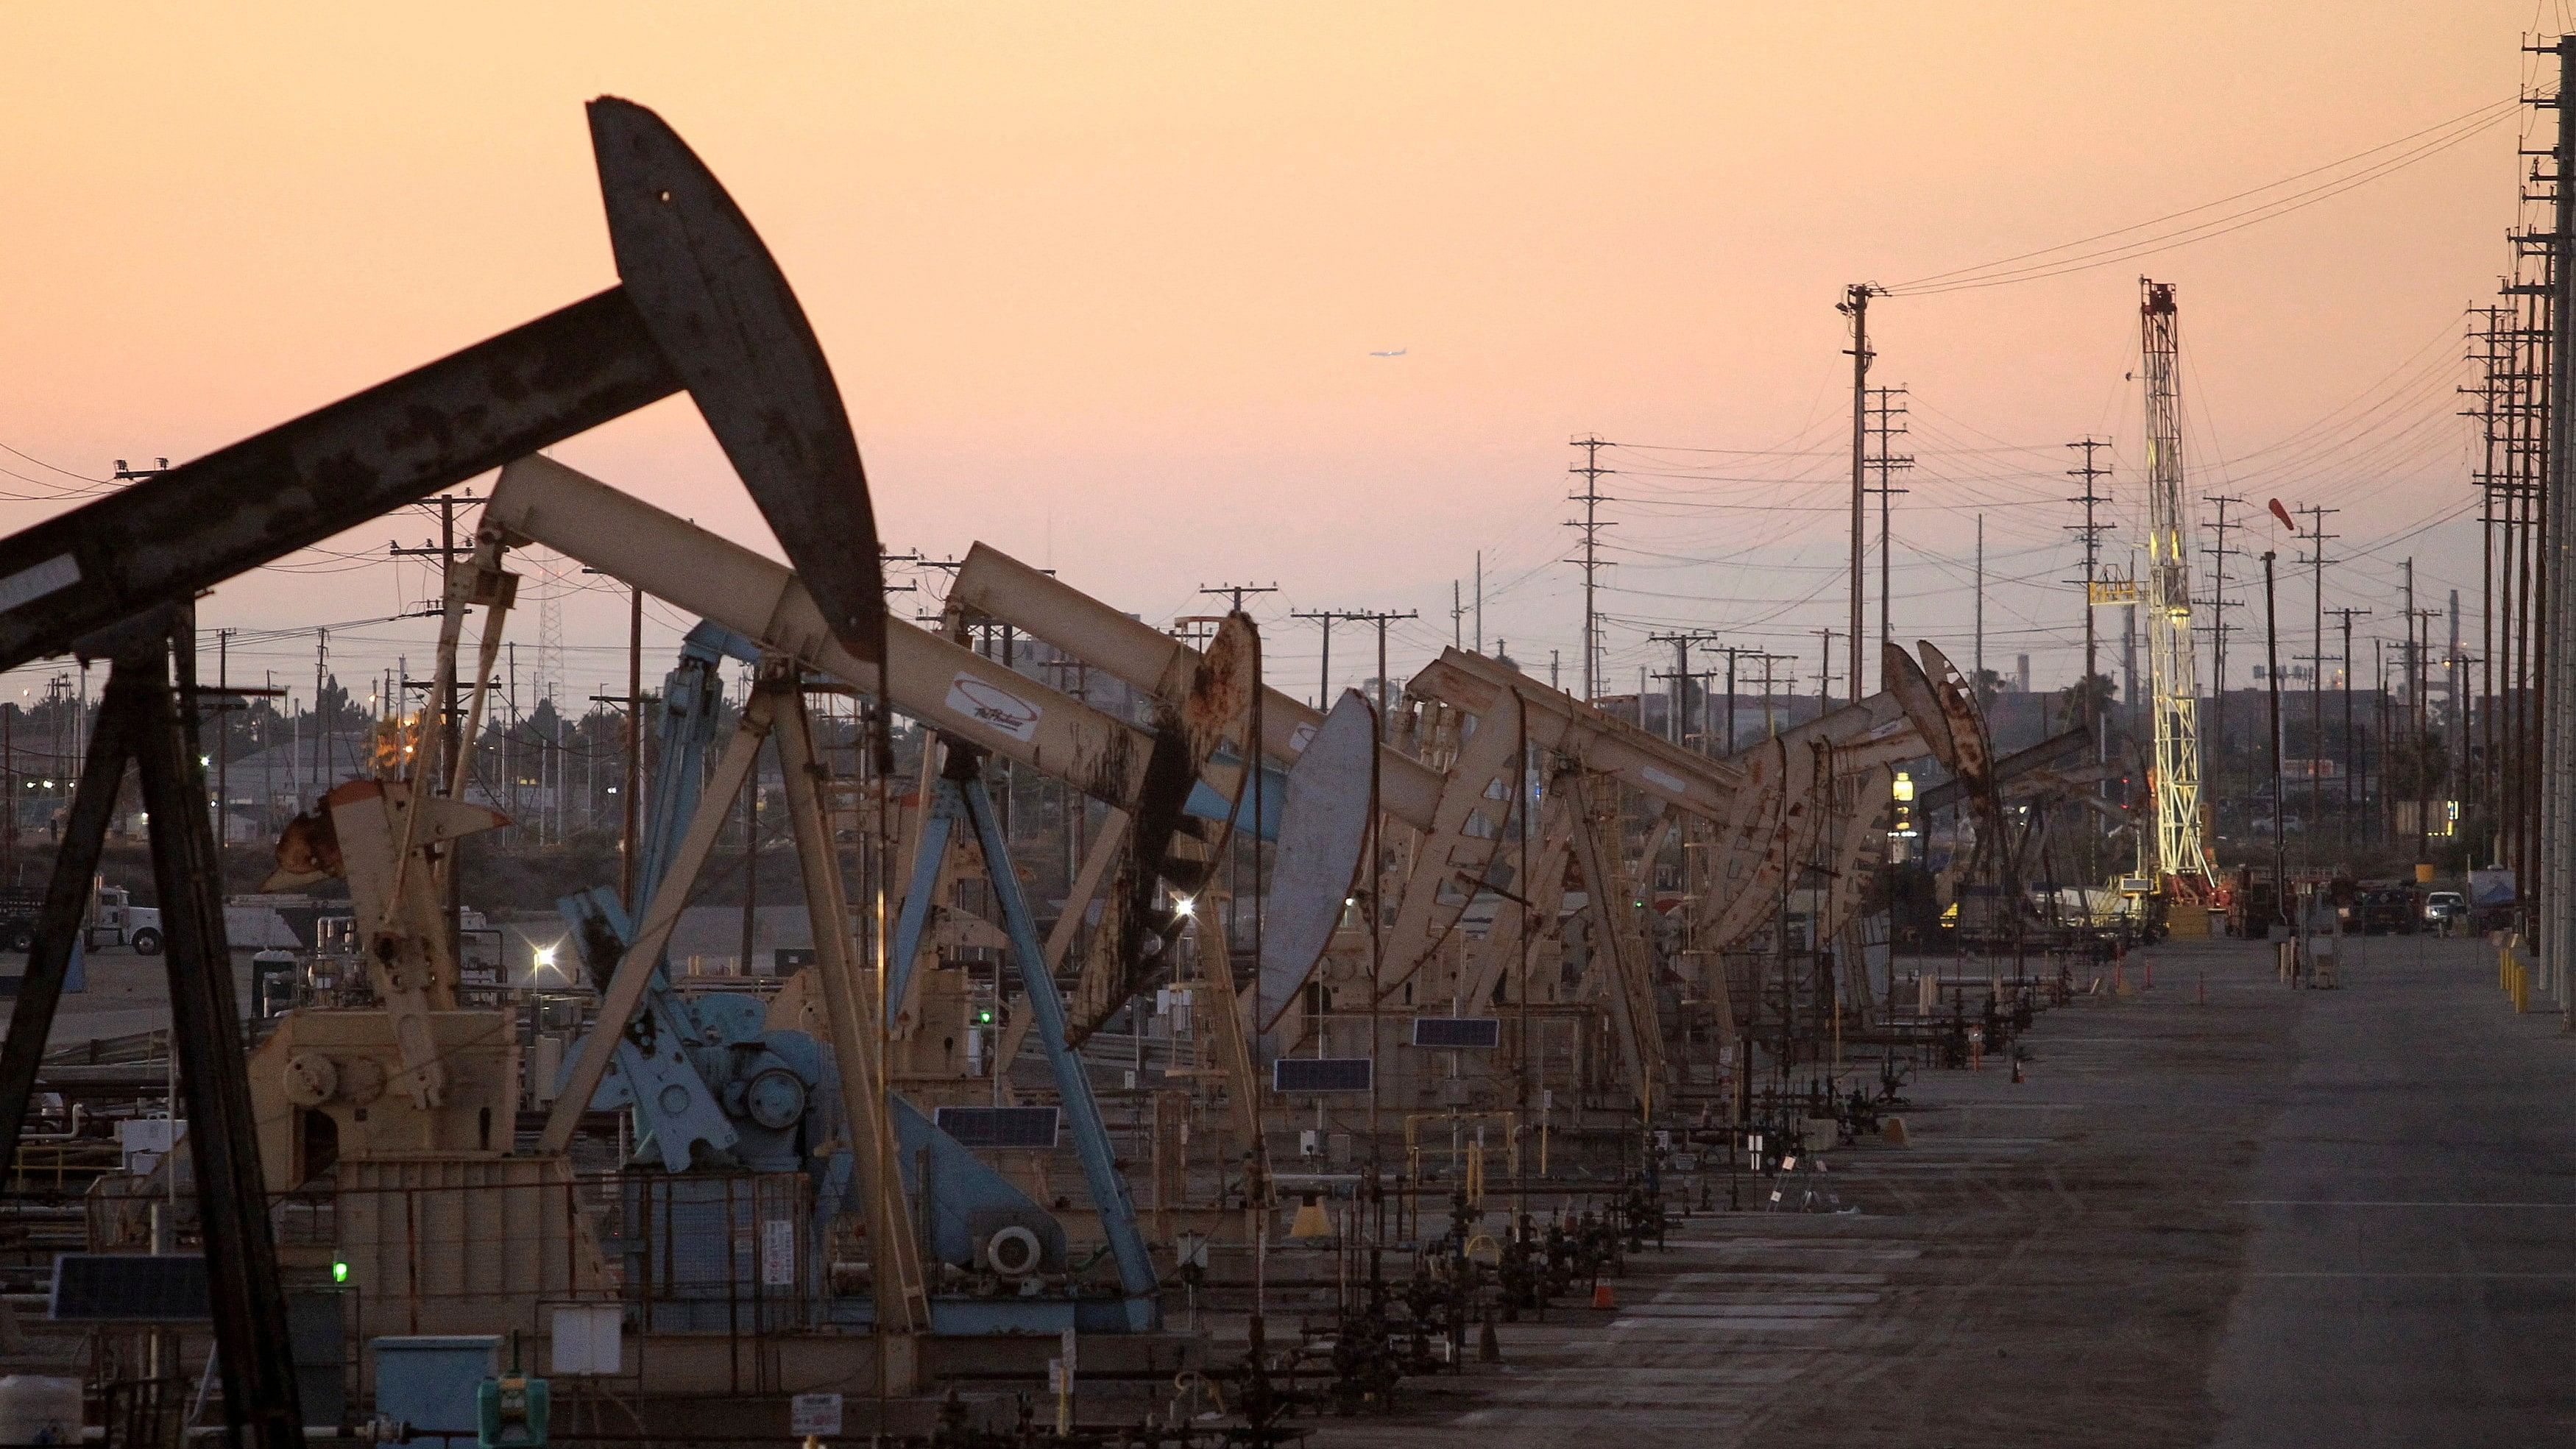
975;1010;994;1024
332;1260;349;1284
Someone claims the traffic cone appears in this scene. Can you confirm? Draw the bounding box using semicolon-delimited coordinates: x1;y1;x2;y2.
1591;1281;1616;1310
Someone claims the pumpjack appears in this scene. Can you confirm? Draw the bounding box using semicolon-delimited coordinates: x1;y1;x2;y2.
0;96;895;1442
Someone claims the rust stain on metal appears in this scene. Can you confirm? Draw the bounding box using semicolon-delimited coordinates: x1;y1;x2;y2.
1069;612;1262;1046
1183;615;1256;758
1917;640;1995;793
272;806;343;880
1065;718;1142;807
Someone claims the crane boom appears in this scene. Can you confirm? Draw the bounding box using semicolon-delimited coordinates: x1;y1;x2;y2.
2140;280;2218;890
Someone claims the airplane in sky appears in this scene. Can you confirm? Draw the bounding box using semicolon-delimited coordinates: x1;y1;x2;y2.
1369;347;1407;357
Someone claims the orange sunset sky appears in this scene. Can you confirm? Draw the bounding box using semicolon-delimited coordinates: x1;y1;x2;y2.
0;3;2556;709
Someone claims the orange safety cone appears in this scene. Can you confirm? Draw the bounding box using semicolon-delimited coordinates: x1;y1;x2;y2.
1592;1281;1616;1310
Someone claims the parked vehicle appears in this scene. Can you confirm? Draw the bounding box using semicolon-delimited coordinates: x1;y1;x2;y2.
83;885;324;957
2352;882;2420;936
85;884;162;954
0;887;41;952
2424;890;2466;928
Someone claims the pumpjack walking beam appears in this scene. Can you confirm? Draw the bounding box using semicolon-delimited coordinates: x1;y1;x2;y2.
0;101;888;684
0;97;894;1442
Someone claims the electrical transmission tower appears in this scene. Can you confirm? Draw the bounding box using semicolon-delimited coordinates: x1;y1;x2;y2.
537;575;565;713
2065;438;2115;711
1567;436;1616;704
2138;280;2218;893
2065;438;2121;882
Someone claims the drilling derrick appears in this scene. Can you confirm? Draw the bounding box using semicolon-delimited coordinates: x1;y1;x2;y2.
2139;279;2219;893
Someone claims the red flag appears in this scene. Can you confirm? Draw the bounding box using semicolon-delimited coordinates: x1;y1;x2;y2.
2268;497;2296;531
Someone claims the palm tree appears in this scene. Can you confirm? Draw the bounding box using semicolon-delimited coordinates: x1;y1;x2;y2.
1972;669;2006;712
2059;673;2117;734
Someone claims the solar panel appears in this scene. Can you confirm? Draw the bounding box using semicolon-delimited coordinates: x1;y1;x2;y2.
50;1253;210;1322
1409;1017;1502;1049
1272;1057;1373;1094
935;1105;1061;1149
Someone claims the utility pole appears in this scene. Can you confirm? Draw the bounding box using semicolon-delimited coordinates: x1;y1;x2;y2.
625;584;642;911
313;628;329;787
1198;581;1278;616
1298;609;1416;732
1292;610;1341;707
1811;628;1838;718
2329;606;2371;864
1567;436;1616;704
1714;645;1756;754
2412;594;2442;862
1866;386;1914;668
2462;303;2505;843
2262;551;2286;923
216;631;230;864
2375;640;2391;848
390;492;477;938
2449;588;2467;810
1839;285;1882;704
1313;610;1418;741
1974;514;1986;689
1647;632;1722;747
1756;652;1788;737
442;498;465;939
2403;556;2419;857
2201;495;2246;792
2536;30;2575;1020
2296;504;2340;873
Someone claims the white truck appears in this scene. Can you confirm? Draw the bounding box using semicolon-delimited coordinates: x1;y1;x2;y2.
85;884;161;955
85;884;314;956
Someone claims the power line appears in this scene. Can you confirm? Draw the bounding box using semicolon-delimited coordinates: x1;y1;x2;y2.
1886;95;2527;296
